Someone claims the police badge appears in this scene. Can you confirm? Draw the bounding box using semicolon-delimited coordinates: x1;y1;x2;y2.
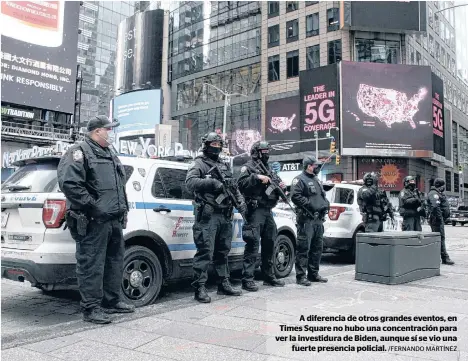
73;149;83;162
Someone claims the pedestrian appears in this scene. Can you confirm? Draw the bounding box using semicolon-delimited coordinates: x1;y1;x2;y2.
185;132;246;303
427;178;455;265
357;172;385;232
57;115;135;324
237;141;285;292
290;156;329;286
399;176;425;231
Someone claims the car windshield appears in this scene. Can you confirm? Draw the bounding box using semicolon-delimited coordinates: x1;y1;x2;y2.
1;162;60;193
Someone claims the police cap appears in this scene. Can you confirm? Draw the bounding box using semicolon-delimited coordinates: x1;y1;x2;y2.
87;115;120;132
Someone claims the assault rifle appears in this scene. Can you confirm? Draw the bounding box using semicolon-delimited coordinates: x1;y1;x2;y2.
207;165;247;222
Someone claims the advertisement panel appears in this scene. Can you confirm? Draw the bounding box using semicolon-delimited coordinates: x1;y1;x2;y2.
341;61;433;157
112;89;161;135
357;158;409;191
299;64;340;153
1;1;80;113
432;72;445;157
114;9;164;93
265;96;301;155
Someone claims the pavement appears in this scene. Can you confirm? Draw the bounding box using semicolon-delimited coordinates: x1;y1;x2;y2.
1;226;468;361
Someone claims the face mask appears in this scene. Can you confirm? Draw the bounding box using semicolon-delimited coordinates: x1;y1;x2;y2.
206;146;221;159
438;186;445;192
365;180;373;186
408;184;416;191
97;129;115;147
260;153;269;164
313;166;321;175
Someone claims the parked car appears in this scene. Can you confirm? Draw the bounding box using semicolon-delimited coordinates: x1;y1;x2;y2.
1;154;297;307
448;206;468;226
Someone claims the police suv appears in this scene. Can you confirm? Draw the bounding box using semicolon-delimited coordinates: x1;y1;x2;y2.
1;154;297;307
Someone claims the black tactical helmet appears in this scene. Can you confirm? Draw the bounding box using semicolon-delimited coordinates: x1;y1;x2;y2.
434;178;445;188
363;172;378;185
250;141;271;157
403;175;416;187
303;156;320;170
201;132;223;151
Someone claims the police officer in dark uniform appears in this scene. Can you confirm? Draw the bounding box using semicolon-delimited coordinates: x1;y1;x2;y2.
357;172;384;232
185;132;246;303
290;156;329;286
399;176;425;231
427;178;454;265
57;115;135;324
237;141;285;292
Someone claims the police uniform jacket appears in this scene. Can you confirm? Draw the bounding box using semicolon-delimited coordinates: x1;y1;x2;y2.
237;160;279;209
57;137;129;222
290;171;329;215
427;187;450;222
398;188;422;217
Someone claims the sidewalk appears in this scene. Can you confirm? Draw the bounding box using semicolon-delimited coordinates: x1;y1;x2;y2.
2;250;468;361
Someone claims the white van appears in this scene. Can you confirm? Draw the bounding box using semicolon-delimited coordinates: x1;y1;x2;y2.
1;155;297;307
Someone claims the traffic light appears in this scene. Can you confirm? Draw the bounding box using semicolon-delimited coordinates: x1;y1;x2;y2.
335;154;341;165
330;140;336;153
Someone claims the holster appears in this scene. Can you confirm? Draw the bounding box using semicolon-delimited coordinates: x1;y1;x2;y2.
69;210;89;236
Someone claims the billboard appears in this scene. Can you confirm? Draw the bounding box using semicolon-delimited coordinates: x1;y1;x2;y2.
341;1;427;33
112;89;162;135
1;1;80;113
114;9;164;93
357;158;409;191
265;96;301;155
432;73;445;157
341;61;433;157
299;64;340;153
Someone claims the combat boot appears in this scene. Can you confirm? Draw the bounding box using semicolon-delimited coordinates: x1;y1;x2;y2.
217;279;242;296
242;280;259;292
296;278;312;287
263;277;285;287
83;307;111;324
308;274;328;283
195;286;211;303
442;257;455;265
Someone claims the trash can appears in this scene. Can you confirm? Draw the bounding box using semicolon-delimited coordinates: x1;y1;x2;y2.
355;231;441;285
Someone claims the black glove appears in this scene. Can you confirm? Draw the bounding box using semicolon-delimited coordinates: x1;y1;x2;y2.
211;179;224;193
237;202;247;215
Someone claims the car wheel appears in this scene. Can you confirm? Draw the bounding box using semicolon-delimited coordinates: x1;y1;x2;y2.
452;222;456;227
274;234;295;279
121;245;163;308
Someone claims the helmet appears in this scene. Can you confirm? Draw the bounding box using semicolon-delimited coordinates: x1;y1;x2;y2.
403;176;416;188
363;172;377;185
303;156;319;170
251;140;271;164
201;132;223;151
434;178;445;188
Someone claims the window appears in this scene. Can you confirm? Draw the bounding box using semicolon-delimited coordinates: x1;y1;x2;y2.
441;47;446;66
306;45;320;69
268;55;280;82
152;168;192;199
1;162;60;193
287;50;299;78
454;173;459;193
327;8;339;31
306;13;319;37
334;188;354;205
328;40;342;64
416;51;421;65
429;35;434;56
445;171;452;192
429;8;433;27
355;39;400;64
286;1;298;12
268;24;280;48
286;19;299;43
435;41;440;61
306;1;319;5
268;1;279;18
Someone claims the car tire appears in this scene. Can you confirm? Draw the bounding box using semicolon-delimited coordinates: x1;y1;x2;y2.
274;234;295;279
452;222;456;227
121;245;163;308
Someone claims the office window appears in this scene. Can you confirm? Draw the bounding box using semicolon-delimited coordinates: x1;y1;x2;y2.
268;1;279;18
306;45;320;69
306;1;319;5
268;25;280;48
286;1;298;12
328;40;342;64
435;42;440;61
429;35;434;56
355;39;400;64
327;8;339;31
286;19;299;43
416;51;421;65
287;50;299;78
445;171;452;192
306;13;319;37
268;55;280;82
441;47;446;66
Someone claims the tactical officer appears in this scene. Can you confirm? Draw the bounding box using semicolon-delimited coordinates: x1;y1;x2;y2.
357;172;385;232
237;141;285;292
399;176;425;231
185;132;247;303
57;115;135;324
427;179;454;265
290;156;329;286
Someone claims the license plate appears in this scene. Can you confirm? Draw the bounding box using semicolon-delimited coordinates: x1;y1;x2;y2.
1;213;9;228
8;234;30;241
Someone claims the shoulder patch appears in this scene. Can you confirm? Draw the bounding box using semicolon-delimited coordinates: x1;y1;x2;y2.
72;149;83;162
400;191;405;196
433;194;439;199
241;166;247;173
292;178;299;186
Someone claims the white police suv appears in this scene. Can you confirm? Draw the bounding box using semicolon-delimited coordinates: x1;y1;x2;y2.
1;154;297;307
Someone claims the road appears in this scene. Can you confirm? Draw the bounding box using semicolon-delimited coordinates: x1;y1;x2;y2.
2;225;467;355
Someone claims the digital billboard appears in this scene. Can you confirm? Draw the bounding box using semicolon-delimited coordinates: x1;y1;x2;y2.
357;158;409;191
265;96;301;155
299;64;340;153
432;72;445;157
112;89;162;135
1;1;80;113
340;61;433;157
114;9;164;93
341;1;427;33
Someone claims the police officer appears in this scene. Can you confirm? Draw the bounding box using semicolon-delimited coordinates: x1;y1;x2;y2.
357;173;384;232
185;132;246;303
427;178;454;265
237;141;285;292
399;176;425;231
290;156;329;286
57;115;135;324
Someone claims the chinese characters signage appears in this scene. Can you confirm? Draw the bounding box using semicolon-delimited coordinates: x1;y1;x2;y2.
0;1;80;113
356;158;409;191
